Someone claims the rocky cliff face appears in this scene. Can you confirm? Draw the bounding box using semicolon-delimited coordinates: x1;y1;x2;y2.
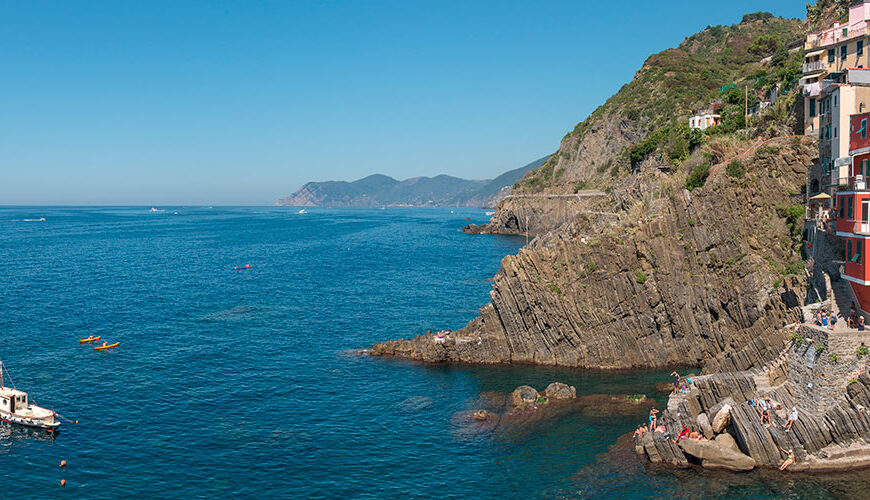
372;139;816;370
639;324;870;471
472;15;804;236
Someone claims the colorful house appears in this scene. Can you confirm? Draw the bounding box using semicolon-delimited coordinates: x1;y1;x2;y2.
802;1;870;135
688;113;720;131
836;112;870;309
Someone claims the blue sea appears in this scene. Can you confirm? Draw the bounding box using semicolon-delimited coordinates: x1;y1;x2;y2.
1;206;867;498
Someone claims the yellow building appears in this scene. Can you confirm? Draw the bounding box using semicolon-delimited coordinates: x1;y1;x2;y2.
802;1;870;135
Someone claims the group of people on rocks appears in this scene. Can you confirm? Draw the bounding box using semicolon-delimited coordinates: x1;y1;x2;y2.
634;373;799;470
810;303;865;331
749;396;798;432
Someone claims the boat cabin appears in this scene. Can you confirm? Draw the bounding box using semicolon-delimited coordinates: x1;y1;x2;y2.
0;388;28;414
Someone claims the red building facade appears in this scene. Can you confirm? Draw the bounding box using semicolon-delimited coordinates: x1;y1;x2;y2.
837;112;870;308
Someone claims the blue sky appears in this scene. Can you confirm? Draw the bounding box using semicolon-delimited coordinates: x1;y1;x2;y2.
0;1;806;205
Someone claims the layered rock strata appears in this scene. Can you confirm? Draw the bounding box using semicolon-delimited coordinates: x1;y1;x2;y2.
372;141;816;370
638;324;870;471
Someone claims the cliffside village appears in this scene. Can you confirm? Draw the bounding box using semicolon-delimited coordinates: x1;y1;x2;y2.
802;0;870;313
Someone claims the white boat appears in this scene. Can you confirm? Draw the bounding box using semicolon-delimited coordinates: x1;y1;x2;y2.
485;211;495;216
298;209;307;214
0;362;60;433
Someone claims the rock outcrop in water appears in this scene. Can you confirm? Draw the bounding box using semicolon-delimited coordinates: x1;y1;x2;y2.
637;324;870;471
372;141;814;370
454;382;652;440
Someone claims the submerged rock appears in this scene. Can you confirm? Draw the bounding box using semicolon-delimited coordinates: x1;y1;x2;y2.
398;396;433;413
577;394;653;417
543;382;577;400
510;385;540;407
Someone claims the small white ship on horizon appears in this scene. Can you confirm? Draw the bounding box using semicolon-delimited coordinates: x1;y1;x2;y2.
0;362;60;433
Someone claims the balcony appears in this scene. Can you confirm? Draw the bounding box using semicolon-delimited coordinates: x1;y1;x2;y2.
836;217;870;236
805;25;870;49
804;60;826;73
852;175;869;191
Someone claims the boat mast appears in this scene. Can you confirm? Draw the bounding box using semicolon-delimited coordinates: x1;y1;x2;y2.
0;361;3;389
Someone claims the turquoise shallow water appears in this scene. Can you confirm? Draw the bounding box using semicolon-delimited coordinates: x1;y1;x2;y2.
2;206;870;498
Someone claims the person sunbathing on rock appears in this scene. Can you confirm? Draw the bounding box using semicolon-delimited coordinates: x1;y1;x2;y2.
673;426;691;443
779;448;795;470
760;400;771;427
785;407;798;432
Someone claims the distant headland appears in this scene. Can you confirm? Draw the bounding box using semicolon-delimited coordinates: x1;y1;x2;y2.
276;157;547;208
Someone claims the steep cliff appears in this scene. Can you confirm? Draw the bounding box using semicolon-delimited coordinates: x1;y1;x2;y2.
474;14;804;235
373;139;816;369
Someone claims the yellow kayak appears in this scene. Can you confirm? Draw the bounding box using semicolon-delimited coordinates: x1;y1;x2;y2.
93;342;120;351
79;336;101;344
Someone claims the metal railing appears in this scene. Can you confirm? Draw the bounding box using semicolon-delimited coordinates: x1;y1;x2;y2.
805;25;869;49
804;60;825;73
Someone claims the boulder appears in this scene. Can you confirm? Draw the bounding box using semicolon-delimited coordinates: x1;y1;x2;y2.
697;413;714;439
510;385;540;406
678;439;756;471
707;397;736;421
712;404;732;433
543;382;577;400
715;431;740;453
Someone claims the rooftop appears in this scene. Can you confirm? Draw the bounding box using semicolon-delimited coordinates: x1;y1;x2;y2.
0;387;27;398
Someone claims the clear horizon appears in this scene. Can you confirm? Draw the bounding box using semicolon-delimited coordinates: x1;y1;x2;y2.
1;0;805;205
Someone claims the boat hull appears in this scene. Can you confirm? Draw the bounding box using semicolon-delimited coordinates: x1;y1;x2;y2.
0;411;60;432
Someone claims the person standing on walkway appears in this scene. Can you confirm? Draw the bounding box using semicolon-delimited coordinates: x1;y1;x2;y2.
831;313;838;330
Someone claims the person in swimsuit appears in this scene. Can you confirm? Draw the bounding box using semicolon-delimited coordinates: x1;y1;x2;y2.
649;408;659;429
779;448;795;470
785;407;798;432
670;371;680;393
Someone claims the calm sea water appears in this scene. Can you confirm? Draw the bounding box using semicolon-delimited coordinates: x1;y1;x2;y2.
1;206;868;498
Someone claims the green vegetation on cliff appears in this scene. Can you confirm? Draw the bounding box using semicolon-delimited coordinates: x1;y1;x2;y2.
513;12;805;196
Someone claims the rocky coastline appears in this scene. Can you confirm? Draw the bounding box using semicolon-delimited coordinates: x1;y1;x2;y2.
637;324;870;472
372;141;816;371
